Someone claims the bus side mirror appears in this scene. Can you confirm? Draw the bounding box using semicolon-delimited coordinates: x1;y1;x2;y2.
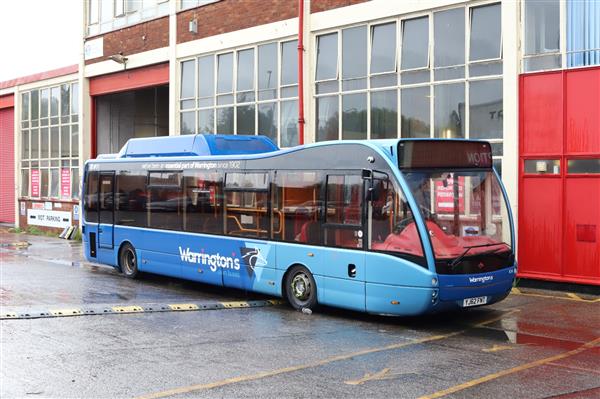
366;185;380;202
361;169;373;180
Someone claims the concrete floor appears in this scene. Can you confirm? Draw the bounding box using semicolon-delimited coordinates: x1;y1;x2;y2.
1;231;599;399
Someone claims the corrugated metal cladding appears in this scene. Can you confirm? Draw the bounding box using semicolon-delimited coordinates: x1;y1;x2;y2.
0;106;15;224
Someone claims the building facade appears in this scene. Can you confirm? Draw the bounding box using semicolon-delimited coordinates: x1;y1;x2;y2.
0;0;598;285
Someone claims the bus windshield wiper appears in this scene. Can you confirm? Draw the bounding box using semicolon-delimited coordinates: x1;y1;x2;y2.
450;242;511;269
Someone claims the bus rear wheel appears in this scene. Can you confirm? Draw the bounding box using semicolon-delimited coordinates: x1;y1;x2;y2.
285;266;317;311
119;243;139;279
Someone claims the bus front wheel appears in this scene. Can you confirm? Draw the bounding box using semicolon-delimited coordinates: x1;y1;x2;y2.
119;243;139;279
285;266;317;311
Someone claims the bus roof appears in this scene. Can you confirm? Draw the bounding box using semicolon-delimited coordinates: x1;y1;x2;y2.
117;134;279;158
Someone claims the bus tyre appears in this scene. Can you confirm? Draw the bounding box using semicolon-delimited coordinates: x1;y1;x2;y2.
285;266;317;311
119;243;139;279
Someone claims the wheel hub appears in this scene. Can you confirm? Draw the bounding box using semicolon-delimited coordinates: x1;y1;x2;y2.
291;274;311;301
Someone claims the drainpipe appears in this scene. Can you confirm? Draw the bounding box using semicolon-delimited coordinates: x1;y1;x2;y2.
297;0;305;145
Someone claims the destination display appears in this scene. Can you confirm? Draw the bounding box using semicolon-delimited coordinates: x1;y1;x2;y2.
398;140;493;169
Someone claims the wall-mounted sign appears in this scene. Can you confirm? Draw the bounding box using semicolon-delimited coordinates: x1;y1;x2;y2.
84;37;104;60
31;169;40;197
61;168;71;198
73;204;80;221
27;209;72;229
32;202;45;210
20;202;26;216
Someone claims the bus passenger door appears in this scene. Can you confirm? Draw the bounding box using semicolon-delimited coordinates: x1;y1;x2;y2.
98;172;115;249
318;174;366;312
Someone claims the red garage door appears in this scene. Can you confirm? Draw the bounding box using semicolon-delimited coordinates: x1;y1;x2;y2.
0;103;15;224
519;68;600;286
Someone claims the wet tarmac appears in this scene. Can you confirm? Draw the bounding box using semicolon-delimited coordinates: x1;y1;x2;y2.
1;230;599;398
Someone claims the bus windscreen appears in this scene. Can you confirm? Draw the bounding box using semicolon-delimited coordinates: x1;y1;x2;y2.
398;140;493;169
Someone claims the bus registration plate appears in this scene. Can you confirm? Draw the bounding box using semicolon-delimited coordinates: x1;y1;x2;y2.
463;296;488;307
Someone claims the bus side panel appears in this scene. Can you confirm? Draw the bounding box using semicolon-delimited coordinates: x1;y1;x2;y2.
365;284;433;316
132;229;181;278
365;252;435;287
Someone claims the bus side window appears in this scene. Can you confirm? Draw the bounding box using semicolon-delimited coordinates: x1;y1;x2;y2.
147;171;183;231
115;169;147;227
272;171;323;244
224;172;269;239
84;170;99;223
324;174;363;249
183;170;223;235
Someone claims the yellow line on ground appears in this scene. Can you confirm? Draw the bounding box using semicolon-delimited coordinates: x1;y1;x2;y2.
344;367;391;385
511;288;600;303
418;337;600;399
134;309;519;399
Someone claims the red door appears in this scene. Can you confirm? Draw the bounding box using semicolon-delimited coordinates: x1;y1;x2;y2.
519;69;600;286
0;105;15;224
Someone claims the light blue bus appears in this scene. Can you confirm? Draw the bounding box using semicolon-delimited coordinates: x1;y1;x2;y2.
82;134;516;316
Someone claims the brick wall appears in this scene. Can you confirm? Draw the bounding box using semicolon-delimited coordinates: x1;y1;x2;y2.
311;0;369;14
85;16;169;65
177;0;297;44
19;200;79;235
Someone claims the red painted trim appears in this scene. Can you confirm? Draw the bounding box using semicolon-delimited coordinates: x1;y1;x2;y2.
0;65;78;90
0;94;14;109
517;272;600;286
91;96;97;159
297;0;305;146
89;63;169;96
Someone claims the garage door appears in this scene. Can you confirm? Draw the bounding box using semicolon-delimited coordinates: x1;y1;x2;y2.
0;106;15;224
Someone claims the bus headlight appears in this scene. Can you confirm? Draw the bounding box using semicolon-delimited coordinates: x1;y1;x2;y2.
432;278;438;286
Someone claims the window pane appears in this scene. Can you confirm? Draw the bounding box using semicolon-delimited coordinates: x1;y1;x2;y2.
50;168;59;197
567;0;600;67
31;129;39;159
60;84;70;117
181;60;195;99
524;159;560;174
236;105;255;135
41;127;49;159
258;102;277;143
41;169;49;197
524;0;559;55
469;79;503;139
281;40;298;86
22;130;29;159
184;170;223;234
470;4;501;61
237;48;254;92
567;159;600;174
434;83;465;138
371;22;396;74
50;127;59;158
280;100;298;147
401;16;429;70
401;86;430;138
21;92;29;121
371;90;397;139
216;107;234;134
41;89;49;118
316;33;338;81
342;25;367;80
71;124;79;157
61;125;70;157
316;96;339;141
258;42;277;98
71;83;79;115
198;109;214;133
31;90;39;121
434;8;465;67
342;93;367;140
50;87;59;117
181;111;195;134
198;55;214;102
21;169;29;197
217;52;233;93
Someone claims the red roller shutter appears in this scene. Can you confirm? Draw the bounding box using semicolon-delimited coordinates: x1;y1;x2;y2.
0;104;15;224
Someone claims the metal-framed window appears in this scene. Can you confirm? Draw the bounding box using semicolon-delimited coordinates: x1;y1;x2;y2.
179;0;220;11
313;2;504;173
522;0;600;72
86;0;169;36
178;38;300;147
20;82;80;199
